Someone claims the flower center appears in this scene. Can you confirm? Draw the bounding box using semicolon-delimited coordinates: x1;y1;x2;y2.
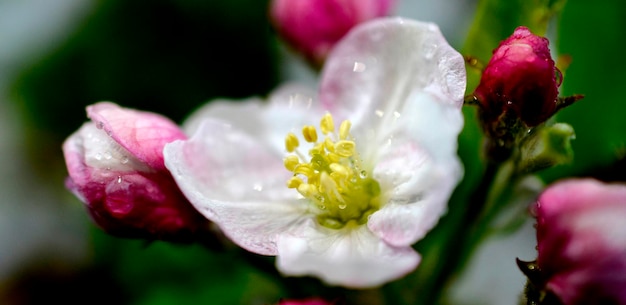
283;113;382;229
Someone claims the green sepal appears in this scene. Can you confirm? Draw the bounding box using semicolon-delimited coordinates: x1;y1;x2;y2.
517;123;575;174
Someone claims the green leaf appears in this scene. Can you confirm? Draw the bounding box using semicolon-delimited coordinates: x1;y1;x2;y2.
542;0;626;181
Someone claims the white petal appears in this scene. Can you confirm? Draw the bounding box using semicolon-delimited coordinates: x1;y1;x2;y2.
182;97;266;137
164;119;308;255
262;84;325;152
276;224;420;288
367;91;463;246
320;17;466;129
183;84;324;154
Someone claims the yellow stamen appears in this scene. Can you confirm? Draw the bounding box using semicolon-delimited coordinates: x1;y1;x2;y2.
287;177;303;189
283;155;300;171
320;113;334;135
302;125;318;143
282;113;382;229
339;120;352;140
293;164;314;177
297;183;318;197
334;140;356;157
285;132;299;152
329;163;349;177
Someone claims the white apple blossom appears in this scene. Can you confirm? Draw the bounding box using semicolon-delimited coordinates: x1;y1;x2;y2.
164;17;466;288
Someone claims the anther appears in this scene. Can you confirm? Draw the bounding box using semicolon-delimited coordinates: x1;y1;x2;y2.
339;120;352;140
320;113;335;135
283;155;300;171
294;164;314;177
324;137;335;152
327;152;340;164
285;132;300;152
334;140;356;157
297;183;318;197
286;177;303;189
302;125;318;143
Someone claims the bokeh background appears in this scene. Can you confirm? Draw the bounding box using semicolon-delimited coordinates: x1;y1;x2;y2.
0;0;624;304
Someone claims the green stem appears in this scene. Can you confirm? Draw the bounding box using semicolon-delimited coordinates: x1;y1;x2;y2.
430;158;519;304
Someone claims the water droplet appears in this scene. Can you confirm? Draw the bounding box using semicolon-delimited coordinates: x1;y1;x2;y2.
507;101;513;105
318;204;327;210
121;157;129;164
104;151;112;160
375;109;384;117
95;153;103;160
96;121;104;129
393;111;401;119
253;183;263;191
116;176;122;183
353;61;366;72
338;204;347;210
555;69;563;86
359;170;368;178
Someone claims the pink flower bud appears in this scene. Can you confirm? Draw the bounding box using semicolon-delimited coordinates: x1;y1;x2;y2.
269;0;395;66
534;179;626;304
63;102;209;241
474;26;562;137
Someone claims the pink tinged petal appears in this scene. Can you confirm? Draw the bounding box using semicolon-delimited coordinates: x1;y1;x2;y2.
320;17;466;127
535;179;626;304
276;224;420;288
87;102;187;170
63;119;206;240
164;119;309;255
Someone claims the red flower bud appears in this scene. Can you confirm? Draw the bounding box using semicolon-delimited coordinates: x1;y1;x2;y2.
474;26;562;139
63;102;209;241
533;179;626;304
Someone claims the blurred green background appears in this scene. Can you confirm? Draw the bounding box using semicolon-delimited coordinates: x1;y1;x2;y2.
1;0;625;304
